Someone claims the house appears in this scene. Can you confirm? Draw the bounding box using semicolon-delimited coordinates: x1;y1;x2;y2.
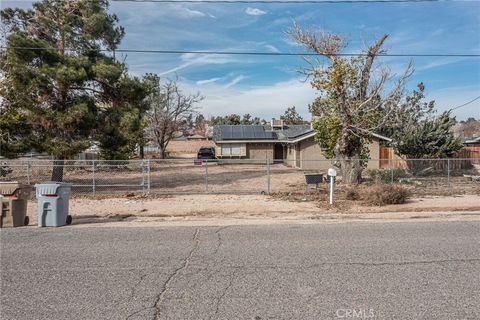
212;119;391;171
464;136;480;146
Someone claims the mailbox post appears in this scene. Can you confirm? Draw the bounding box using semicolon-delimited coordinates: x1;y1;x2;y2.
328;168;337;205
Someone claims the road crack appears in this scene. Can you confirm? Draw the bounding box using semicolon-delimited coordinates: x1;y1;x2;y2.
151;228;201;320
213;226;229;256
209;269;238;320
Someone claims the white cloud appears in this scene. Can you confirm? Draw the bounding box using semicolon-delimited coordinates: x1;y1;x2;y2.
245;7;267;16
183;8;206;17
264;44;280;53
159;53;237;76
181;78;316;120
196;77;222;85
224;75;246;88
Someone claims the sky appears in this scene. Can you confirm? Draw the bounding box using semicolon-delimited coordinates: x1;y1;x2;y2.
2;0;480;121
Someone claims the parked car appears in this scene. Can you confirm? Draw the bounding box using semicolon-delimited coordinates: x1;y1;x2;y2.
196;146;216;160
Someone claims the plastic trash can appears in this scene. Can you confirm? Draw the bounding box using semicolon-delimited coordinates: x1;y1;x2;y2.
0;182;31;228
35;182;73;227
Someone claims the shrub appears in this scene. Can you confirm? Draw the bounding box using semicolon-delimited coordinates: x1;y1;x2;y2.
345;188;360;200
363;184;411;206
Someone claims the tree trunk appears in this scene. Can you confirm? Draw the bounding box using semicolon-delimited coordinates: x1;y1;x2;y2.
51;159;65;182
338;155;363;185
159;148;167;159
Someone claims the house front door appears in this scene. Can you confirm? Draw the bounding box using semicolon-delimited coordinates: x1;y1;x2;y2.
274;143;284;162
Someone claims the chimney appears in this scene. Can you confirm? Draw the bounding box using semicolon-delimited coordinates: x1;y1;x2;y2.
271;118;284;130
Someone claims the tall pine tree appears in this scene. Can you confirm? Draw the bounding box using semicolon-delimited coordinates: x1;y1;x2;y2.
0;0;148;180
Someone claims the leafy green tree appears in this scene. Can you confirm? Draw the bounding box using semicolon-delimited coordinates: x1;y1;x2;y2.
241;113;252;125
280;106;304;125
394;111;463;174
0;0;147;179
379;83;435;140
212;114;241;125
288;22;411;184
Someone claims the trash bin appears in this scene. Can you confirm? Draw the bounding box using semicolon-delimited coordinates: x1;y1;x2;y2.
304;173;323;190
35;182;73;227
0;182;31;228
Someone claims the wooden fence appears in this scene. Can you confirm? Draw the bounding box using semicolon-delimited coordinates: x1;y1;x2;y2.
379;147;480;170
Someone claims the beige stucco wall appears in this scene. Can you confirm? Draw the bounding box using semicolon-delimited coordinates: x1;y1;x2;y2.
284;144;296;167
299;138;330;171
247;143;274;160
367;140;380;169
296;137;381;171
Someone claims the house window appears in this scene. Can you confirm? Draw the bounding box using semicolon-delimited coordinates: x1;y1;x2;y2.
221;144;241;156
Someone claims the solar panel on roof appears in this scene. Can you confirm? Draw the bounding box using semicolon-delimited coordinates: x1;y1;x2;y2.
221;126;233;139
218;125;277;140
253;126;264;138
244;126;255;139
231;126;243;139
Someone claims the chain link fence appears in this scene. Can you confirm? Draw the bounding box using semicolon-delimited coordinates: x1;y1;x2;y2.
0;158;479;198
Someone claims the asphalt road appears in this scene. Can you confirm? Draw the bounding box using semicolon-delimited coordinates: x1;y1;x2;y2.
1;221;480;320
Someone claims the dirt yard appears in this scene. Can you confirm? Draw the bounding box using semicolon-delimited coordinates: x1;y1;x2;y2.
23;193;480;227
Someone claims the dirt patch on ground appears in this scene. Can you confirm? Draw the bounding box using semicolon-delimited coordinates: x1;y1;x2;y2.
21;193;480;227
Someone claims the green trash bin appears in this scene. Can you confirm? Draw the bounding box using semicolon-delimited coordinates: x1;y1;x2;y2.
0;182;31;228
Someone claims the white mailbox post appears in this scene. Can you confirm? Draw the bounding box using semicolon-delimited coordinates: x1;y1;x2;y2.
327;168;337;205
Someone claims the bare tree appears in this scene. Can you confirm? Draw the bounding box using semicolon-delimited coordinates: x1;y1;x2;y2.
287;21;413;184
145;75;203;158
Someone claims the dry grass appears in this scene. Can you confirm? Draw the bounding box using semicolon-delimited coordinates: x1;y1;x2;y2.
361;184;411;206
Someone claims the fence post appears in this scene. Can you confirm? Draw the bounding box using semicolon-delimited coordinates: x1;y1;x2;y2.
141;159;146;195
447;158;451;191
205;160;209;193
147;159;151;195
92;160;96;196
267;160;271;195
26;160;31;185
391;159;394;184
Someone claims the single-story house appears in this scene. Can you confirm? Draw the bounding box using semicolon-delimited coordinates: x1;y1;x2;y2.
464;136;480;146
212;119;391;171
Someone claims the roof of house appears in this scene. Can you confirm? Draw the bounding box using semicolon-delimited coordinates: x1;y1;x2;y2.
213;124;391;143
213;125;277;141
465;136;480;144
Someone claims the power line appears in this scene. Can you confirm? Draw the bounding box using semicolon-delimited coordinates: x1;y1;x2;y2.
111;0;446;3
451;96;480;111
1;46;479;57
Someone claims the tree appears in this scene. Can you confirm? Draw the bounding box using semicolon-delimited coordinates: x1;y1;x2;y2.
145;74;202;158
0;0;147;179
280;106;304;125
379;83;435;140
241;113;253;125
288;22;412;184
211;114;241;125
394;111;463;174
455;117;480;139
193;114;210;137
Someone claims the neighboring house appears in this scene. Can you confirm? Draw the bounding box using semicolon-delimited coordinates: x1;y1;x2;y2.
212;119;391;170
187;134;208;141
464;136;480;146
